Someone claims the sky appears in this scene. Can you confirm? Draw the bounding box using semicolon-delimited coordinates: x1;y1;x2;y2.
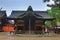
0;0;54;16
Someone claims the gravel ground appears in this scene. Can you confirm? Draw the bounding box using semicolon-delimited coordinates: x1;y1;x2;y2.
0;32;60;40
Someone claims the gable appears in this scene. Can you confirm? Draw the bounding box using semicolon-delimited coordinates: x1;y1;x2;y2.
8;6;54;20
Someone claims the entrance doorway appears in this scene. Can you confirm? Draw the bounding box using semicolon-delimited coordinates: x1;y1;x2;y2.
15;19;43;34
24;17;35;34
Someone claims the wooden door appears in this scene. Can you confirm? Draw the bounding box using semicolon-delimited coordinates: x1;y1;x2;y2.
16;20;24;30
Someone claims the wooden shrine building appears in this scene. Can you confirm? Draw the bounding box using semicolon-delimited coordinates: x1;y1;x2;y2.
7;6;54;34
0;11;7;31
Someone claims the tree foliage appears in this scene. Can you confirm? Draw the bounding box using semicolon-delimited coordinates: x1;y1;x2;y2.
45;21;52;27
43;0;60;26
44;0;60;7
48;6;60;22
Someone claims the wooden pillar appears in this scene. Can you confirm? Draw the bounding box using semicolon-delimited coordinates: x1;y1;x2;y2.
42;20;45;34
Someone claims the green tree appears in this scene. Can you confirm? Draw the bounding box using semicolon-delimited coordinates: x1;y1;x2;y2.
43;0;60;26
45;21;51;27
43;0;60;7
48;7;60;22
